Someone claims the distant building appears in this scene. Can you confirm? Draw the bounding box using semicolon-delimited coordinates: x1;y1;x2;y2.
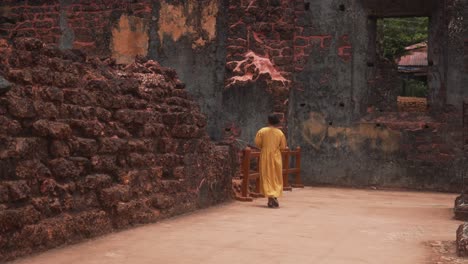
396;42;428;77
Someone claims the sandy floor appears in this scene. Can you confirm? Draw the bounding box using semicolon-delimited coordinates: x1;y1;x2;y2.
10;187;466;264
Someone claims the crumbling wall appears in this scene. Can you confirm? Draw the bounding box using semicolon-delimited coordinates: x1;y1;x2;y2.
0;0;152;54
148;0;228;139
223;0;465;191
0;38;235;261
222;0;294;143
287;0;465;191
463;0;468;100
1;0;467;192
0;0;228;139
366;59;401;112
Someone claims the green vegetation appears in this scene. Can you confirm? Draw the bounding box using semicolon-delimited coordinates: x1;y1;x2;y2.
401;79;428;97
377;17;429;60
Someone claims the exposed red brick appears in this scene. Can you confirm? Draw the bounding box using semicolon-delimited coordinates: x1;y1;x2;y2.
0;38;236;261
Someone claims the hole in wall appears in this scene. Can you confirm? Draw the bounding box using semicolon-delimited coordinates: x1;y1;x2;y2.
328;121;333;126
339;4;345;11
428;60;434;66
367;62;374;67
304;3;310;11
339;102;345;107
225;128;231;132
300;103;306;107
375;17;429;114
376;123;381;127
162;170;173;179
424;124;430;129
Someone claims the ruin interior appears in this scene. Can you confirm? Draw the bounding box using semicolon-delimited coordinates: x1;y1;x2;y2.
0;0;467;262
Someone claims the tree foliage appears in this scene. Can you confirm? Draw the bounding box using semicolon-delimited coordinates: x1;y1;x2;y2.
377;17;429;60
402;79;428;97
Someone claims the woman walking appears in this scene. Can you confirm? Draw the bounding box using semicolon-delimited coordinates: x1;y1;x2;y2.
254;114;287;208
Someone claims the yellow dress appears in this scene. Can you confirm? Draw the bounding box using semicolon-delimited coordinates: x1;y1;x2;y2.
254;126;287;198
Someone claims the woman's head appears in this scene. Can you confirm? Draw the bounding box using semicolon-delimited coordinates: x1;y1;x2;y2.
268;114;280;126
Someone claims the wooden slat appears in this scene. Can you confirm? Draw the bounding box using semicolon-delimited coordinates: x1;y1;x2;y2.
250;152;261;157
282;168;299;174
283;147;290;190
249;173;260;179
294;146;302;187
241;147;251;199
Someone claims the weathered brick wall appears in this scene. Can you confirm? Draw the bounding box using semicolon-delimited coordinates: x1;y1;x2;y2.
214;0;467;191
397;97;428;112
223;0;349;140
0;1;62;44
0;0;152;55
289;0;467;191
1;0;467;193
0;0;227;139
224;0;294;136
0;38;235;261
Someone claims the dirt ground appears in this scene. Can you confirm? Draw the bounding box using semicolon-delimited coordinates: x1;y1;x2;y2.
9;187;467;264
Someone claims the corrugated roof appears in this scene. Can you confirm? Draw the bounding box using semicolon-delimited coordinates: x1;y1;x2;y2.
397;42;428;67
405;42;427;50
398;50;428;66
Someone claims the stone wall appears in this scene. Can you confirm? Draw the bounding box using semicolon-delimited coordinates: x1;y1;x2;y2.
0;38;236;261
287;0;465;191
0;0;228;139
0;0;467;192
221;0;294;143
0;0;152;54
224;0;466;191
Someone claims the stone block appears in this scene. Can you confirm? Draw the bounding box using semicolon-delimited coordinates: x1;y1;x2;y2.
98;137;126;154
33;120;72;139
0;76;12;95
91;155;118;173
70;137;98;157
113;200;159;228
38;86;63;102
69;120;105;138
13;137;48;159
114;109;135;124
127;153;147;168
100;185;131;208
15;159;51;179
0;184;9;203
171;125;201;138
50;140;71;158
158;137;177;153
81;174;113;190
5;180;30;201
458;223;468;257
455;195;468;220
8;96;36;118
0;205;41;232
34;101;59;119
150;193;175;210
0;116;22;135
143;123;166;137
49;158;82;179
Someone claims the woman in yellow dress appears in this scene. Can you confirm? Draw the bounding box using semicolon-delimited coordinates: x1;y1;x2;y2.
255;114;287;208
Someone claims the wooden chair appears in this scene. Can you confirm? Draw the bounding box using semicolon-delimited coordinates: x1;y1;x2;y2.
238;146;303;202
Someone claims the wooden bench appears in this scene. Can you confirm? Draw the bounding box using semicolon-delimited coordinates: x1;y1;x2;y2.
238;146;303;202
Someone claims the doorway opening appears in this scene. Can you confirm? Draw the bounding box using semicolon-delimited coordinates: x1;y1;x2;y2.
376;17;429;112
